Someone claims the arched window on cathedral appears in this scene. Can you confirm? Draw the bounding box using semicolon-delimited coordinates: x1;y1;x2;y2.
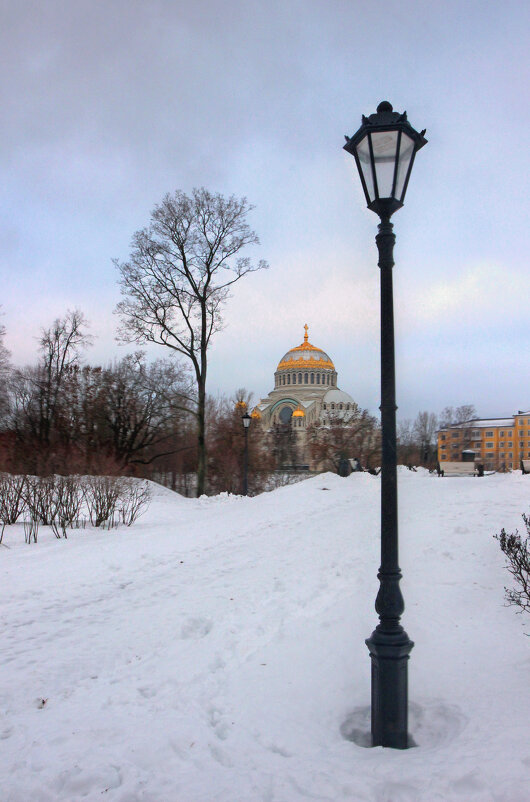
287;374;290;384
304;373;308;384
316;374;320;384
298;372;302;384
310;373;314;384
323;403;327;410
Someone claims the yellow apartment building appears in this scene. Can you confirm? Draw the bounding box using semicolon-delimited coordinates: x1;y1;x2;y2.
437;411;530;471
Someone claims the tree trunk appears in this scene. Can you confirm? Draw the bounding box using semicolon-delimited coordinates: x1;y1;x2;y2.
196;378;206;497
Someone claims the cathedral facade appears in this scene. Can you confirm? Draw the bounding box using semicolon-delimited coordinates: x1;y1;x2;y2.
252;326;359;468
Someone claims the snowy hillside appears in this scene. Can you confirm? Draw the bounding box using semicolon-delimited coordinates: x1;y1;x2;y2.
2;470;529;802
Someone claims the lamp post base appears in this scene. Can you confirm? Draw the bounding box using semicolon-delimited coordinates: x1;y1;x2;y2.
365;628;414;748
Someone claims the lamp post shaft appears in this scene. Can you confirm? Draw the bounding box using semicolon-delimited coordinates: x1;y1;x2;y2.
243;427;249;496
365;217;414;749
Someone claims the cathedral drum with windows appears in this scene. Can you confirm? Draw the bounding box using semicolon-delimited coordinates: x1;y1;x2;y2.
253;325;358;467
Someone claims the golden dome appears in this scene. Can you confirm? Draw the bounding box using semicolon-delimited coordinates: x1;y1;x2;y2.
277;324;335;372
292;405;305;418
251;408;262;419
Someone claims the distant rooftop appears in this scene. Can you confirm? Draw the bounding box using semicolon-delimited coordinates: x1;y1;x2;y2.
438;417;517;432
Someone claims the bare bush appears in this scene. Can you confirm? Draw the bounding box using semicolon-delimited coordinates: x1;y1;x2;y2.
495;514;530;618
23;476;60;527
54;475;84;537
119;479;151;526
83;476;125;528
21;475;85;538
0;473;26;524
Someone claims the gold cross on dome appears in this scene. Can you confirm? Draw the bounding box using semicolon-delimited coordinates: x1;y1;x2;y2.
304;323;308;342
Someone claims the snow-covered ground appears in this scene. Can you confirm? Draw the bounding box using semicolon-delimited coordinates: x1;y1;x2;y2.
2;470;529;801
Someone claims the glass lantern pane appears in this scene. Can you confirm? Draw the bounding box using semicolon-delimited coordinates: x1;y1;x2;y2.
394;132;415;201
370;130;399;198
355;136;375;202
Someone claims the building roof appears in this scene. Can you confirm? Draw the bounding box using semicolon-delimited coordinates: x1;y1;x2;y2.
438;417;515;432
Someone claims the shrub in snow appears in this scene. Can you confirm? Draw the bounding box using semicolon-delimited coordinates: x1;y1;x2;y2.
0;472;151;542
495;513;530;619
0;473;26;543
83;476;151;529
83;476;124;528
22;476;59;527
118;479;151;526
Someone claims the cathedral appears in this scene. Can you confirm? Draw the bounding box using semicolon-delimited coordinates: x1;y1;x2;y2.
252;325;359;468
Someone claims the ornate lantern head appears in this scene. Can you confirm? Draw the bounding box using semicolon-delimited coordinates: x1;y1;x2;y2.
344;101;427;218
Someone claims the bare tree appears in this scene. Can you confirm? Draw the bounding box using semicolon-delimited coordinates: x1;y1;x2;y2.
439;404;477;428
308;408;380;472
412;411;438;464
102;353;195;468
115;188;267;495
10;310;93;472
0;310;12;427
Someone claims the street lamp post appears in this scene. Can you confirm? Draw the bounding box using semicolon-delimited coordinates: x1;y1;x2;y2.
344;102;427;749
242;412;251;496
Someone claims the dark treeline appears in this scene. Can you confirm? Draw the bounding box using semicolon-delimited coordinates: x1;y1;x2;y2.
0;310;274;495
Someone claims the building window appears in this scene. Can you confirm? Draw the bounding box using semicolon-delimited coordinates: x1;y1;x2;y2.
508;452;513;457
499;431;505;436
441;455;447;460
316;374;320;384
486;442;493;448
508;431;513;436
323;403;326;410
304;373;308;384
441;444;446;450
331;403;335;410
298;373;302;384
508;442;513;447
440;434;446;441
486;431;493;437
486;452;494;457
471;430;479;437
311;373;314;384
499;452;505;457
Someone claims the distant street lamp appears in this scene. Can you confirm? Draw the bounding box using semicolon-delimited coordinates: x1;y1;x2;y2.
344;101;427;749
242;412;251;496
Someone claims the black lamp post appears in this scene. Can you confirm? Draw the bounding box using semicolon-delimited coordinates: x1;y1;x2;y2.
344;102;427;749
242;413;251;496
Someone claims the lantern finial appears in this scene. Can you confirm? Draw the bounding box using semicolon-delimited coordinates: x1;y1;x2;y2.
377;101;393;113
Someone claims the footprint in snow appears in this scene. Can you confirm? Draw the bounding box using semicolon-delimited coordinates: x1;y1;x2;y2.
180;617;213;639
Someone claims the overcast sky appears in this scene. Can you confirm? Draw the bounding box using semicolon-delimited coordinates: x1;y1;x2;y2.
1;0;529;420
